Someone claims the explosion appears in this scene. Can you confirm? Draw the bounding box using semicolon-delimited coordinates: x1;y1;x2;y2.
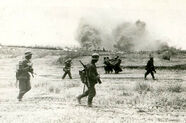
76;20;101;50
113;20;146;51
76;18;170;51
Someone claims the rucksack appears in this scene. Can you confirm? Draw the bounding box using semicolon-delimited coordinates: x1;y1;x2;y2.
79;69;87;84
16;61;23;80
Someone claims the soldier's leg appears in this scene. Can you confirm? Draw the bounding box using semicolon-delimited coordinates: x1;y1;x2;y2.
17;79;27;101
25;80;31;93
78;90;89;98
150;71;155;79
68;71;72;79
105;66;108;74
104;66;107;74
77;89;89;104
88;86;96;107
110;67;113;73
114;66;119;74
144;70;150;79
108;66;111;73
106;66;109;74
62;72;68;79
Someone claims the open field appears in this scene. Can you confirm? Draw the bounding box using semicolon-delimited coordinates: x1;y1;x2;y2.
0;47;186;123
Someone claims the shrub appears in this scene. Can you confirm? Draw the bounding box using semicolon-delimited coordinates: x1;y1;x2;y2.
134;82;152;94
55;87;61;94
162;51;171;60
49;86;54;93
57;49;92;64
155;95;186;111
167;84;182;93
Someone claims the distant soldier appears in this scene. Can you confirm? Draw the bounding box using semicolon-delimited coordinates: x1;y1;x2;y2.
103;57;113;74
113;56;122;74
77;53;102;107
16;51;34;101
62;58;72;79
144;56;156;80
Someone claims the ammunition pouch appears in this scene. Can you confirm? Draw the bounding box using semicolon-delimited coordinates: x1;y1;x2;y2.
63;68;70;72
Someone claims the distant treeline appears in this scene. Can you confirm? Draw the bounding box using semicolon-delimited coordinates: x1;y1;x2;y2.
4;45;64;50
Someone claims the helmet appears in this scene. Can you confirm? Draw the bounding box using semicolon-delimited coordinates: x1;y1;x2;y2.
25;51;32;57
92;53;99;60
67;58;72;62
149;54;153;58
65;58;72;63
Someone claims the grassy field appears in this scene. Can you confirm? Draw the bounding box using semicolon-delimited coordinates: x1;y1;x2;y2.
0;47;186;123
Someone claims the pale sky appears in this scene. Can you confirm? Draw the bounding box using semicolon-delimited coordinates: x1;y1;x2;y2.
0;0;186;49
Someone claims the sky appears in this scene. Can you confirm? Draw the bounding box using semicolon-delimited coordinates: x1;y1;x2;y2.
0;0;186;49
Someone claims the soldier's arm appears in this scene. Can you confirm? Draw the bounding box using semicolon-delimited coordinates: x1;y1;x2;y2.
152;64;156;72
19;61;33;72
87;65;101;83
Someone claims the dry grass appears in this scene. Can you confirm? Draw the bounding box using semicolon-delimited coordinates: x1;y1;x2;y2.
134;81;153;94
0;47;186;122
167;83;183;93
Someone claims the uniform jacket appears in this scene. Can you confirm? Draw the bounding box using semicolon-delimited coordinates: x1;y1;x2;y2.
63;61;71;72
17;59;33;80
145;59;155;71
86;62;99;86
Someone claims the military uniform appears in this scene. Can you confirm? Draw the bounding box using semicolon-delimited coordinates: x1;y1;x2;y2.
104;57;113;74
113;56;122;74
145;57;156;80
17;52;33;101
62;59;72;79
77;53;101;107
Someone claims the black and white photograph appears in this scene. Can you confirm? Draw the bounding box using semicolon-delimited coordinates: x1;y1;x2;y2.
0;0;186;122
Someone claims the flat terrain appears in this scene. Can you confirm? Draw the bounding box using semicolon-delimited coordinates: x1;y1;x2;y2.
0;47;186;123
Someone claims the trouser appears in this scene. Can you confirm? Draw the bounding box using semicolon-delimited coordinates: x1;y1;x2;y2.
145;70;155;79
17;79;31;100
62;71;72;79
114;66;122;74
78;85;96;105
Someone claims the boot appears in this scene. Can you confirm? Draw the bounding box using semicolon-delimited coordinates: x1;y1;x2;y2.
88;97;93;107
17;96;22;102
76;96;81;104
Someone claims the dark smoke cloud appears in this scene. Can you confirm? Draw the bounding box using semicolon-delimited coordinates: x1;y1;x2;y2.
76;18;169;51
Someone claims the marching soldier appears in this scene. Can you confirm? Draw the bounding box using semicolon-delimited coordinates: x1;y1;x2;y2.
144;56;156;80
113;56;122;74
62;58;72;79
16;51;34;101
77;53;102;107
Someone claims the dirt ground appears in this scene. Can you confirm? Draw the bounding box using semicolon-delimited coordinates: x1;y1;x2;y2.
0;55;186;123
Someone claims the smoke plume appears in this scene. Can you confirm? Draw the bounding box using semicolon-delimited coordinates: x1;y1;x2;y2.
76;18;170;51
76;19;101;50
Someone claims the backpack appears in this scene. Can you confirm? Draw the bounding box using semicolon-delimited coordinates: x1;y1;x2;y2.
79;69;87;84
16;61;23;80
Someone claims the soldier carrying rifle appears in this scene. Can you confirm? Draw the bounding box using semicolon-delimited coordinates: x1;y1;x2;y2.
144;55;156;80
77;53;102;107
16;51;34;101
62;58;72;79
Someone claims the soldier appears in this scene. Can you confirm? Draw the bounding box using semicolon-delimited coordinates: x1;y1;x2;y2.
77;53;102;107
62;58;72;79
144;56;156;80
16;51;34;101
103;57;109;74
104;57;113;74
113;56;122;74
